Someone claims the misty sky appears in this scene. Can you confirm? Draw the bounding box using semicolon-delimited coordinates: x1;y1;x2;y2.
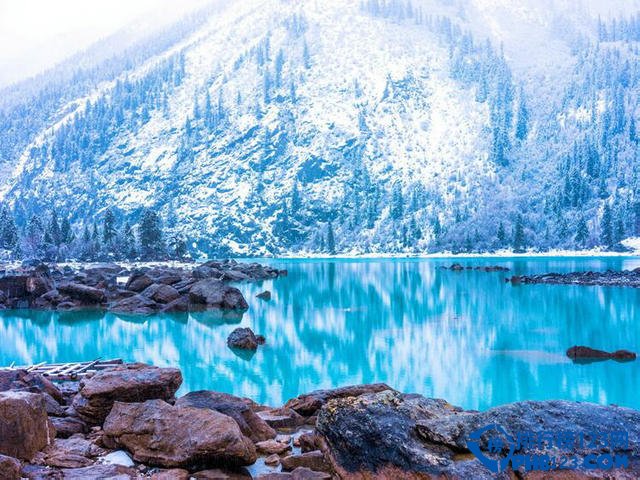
0;0;211;87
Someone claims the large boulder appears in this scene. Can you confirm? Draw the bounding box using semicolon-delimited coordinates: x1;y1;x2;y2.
285;383;393;417
0;391;55;460
57;283;106;304
72;364;182;425
317;390;640;479
103;399;257;467
189;279;248;310
176;391;276;442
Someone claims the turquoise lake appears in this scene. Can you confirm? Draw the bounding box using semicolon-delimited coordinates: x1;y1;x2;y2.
2;257;640;411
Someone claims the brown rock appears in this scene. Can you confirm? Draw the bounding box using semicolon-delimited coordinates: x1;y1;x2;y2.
227;327;260;350
72;363;182;425
26;275;53;297
189;279;249;310
141;283;180;304
284;383;393;417
175;390;276;442
264;453;280;466
50;416;87;438
125;273;154;292
0;369;64;403
103;399;256;467
162;296;190;312
40;436;104;468
0;454;20;480
257;468;331;480
58;283;105;303
110;294;158;315
280;451;331;473
297;432;318;453
290;468;331;480
58;464;138;479
150;469;190;480
255;439;292;455
0;391;55;460
191;469;252;479
257;408;305;429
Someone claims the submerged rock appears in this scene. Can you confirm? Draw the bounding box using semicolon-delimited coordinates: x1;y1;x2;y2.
72;364;182;425
103;399;257;467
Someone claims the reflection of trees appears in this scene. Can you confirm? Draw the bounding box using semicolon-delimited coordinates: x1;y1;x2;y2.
0;257;639;409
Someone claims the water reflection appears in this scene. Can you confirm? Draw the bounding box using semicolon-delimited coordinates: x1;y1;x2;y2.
0;257;639;410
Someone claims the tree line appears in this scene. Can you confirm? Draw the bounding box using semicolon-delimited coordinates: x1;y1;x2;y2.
0;206;189;262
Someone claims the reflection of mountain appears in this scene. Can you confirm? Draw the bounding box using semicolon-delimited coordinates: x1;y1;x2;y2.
1;258;640;409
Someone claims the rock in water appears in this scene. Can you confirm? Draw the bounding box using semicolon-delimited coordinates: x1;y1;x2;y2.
189;279;249;310
227;327;261;350
567;345;637;362
72;364;182;425
0;391;55;460
176;390;276;442
256;290;271;301
103;399;257;467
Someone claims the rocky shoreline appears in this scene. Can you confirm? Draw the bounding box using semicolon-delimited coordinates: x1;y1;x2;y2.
508;269;640;288
0;261;286;315
0;362;638;479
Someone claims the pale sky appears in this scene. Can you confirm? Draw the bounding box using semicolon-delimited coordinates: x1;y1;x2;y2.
0;0;212;87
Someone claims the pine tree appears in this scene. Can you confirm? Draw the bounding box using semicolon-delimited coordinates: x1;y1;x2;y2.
601;203;613;247
390;183;403;220
123;222;137;260
326;222;336;254
60;217;73;244
513;214;525;253
103;208;116;246
497;222;506;247
515;85;529;141
575;217;589;247
0;206;17;249
170;234;188;260
48;210;61;246
139;209;165;260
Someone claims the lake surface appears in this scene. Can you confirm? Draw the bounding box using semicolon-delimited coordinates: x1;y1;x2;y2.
2;257;640;411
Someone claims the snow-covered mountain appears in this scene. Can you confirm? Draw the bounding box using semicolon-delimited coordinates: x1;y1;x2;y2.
1;0;640;257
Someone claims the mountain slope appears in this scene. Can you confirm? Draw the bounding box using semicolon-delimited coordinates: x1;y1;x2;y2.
1;0;640;257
